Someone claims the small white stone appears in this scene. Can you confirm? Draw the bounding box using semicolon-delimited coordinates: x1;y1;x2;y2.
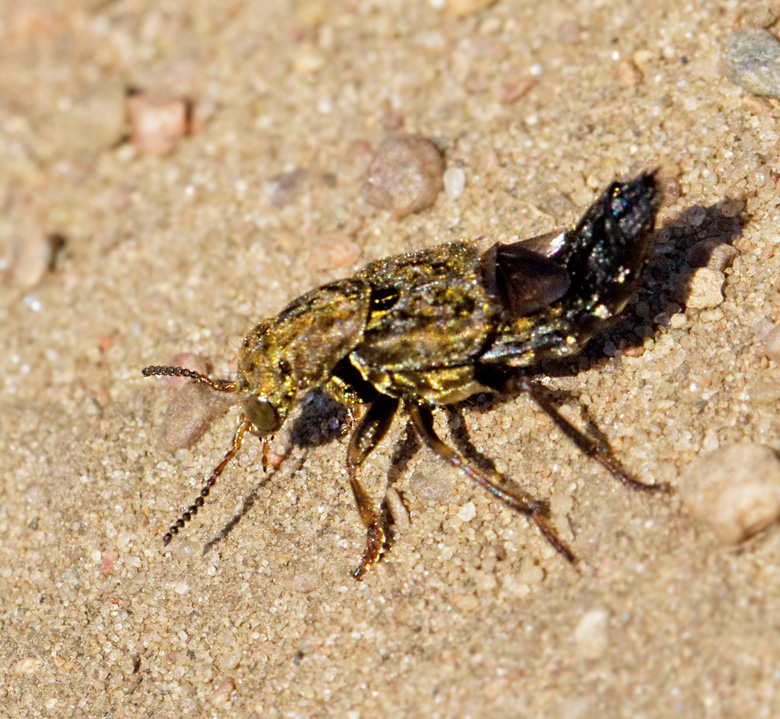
574;608;610;659
443;167;466;200
685;267;725;310
12;232;60;288
385;487;410;531
670;312;687;329
292;50;326;75
14;657;42;674
457;501;477;522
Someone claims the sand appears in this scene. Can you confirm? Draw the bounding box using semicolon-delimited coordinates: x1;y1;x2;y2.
2;1;780;717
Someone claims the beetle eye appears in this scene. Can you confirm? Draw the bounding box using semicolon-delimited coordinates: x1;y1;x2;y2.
244;395;281;435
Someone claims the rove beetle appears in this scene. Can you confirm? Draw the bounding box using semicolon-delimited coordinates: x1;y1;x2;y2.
144;171;668;579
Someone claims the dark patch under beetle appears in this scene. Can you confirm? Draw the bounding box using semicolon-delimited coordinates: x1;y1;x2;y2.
144;172;668;579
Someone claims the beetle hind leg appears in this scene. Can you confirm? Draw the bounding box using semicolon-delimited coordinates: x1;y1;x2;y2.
406;401;574;563
515;377;671;493
346;393;400;580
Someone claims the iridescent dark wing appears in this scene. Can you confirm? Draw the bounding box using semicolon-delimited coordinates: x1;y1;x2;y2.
482;240;571;317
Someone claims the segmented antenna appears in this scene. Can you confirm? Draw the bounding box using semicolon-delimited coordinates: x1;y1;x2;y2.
143;364;245;544
161;416;251;545
142;365;238;393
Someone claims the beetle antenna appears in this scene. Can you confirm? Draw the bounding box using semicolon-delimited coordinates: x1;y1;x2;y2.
161;416;251;545
142;365;238;393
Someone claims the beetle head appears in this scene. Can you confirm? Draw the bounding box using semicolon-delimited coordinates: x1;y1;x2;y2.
242;392;284;435
235;317;299;438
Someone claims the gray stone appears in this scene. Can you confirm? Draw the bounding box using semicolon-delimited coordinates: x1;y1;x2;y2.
723;28;780;100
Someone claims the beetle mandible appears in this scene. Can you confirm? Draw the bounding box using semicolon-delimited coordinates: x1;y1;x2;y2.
144;171;668;579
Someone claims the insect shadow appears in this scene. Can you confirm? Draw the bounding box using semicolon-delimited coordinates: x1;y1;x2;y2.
202;386;354;553
615;199;746;351
201;451;306;555
205;391;419;554
533;198;748;369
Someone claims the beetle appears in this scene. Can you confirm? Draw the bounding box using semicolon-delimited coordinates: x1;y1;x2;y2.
144;171;668;579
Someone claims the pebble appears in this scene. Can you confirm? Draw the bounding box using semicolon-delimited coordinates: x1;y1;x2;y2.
409;469;453;502
385;487;410;531
762;324;780;361
721;198;745;218
443;166;466;200
128;93;190;156
38;79;126;160
517;558;544;586
14;657;42;674
446;0;497;17
209;676;236;706
451;591;480;613
574;608;610;659
670;312;687;329
615;60;643;87
679;443;780;544
362;134;444;217
156;382;233;453
100;551;118;576
550;491;574;517
500;79;535;105
723;28;780;100
277;561;323;594
457;501;477;522
218;649;243;671
12;232;63;288
683;267;725;310
173;539;199;560
266;168;309;208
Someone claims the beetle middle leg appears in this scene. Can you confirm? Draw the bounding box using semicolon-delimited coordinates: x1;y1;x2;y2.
405;401;575;563
346;393;400;580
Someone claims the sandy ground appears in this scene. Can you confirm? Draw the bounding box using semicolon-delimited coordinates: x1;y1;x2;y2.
2;1;780;717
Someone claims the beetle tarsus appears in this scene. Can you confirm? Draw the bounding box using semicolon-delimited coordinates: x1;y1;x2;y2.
406;400;575;562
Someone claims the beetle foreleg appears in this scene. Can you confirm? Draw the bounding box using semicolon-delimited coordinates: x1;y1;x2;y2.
345;393;400;580
405;401;574;563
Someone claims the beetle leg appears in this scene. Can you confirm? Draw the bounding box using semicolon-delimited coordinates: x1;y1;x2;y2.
406;401;574;563
515;377;671;493
346;393;400;580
